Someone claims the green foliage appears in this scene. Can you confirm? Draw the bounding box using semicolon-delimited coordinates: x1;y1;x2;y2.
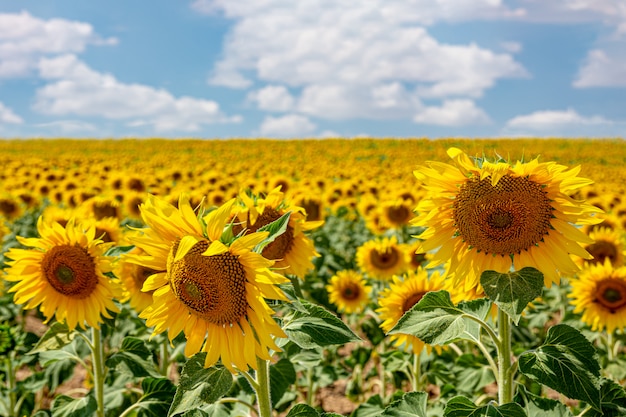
443;396;526;417
380;391;428;417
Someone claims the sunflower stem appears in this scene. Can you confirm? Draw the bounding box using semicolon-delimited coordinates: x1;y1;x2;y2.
289;274;304;299
159;337;170;377
5;352;17;417
606;331;615;362
91;327;106;417
305;366;315;406
410;350;422;392
496;307;514;404
254;357;273;417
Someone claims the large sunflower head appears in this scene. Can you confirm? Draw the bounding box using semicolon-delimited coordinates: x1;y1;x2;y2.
413;148;603;291
356;236;407;280
569;259;626;334
3;217;120;331
376;268;448;353
326;270;372;314
231;187;323;279
128;194;290;372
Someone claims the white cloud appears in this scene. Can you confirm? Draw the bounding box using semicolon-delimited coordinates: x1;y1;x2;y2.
0;102;23;124
0;11;116;78
413;99;491;126
258;114;316;137
504;108;620;136
35;120;97;134
33;54;240;132
196;0;527;124
500;41;522;53
573;49;626;87
247;85;295;112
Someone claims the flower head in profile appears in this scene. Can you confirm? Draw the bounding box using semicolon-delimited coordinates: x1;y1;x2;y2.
231;187;323;279
326;270;372;314
4;218;120;330
128;194;289;372
413;148;602;291
569;259;626;334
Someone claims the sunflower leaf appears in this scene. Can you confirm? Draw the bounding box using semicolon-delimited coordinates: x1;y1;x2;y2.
254;211;291;253
573;378;626;417
381;391;428;417
126;377;177;417
480;267;544;325
514;384;573;417
51;394;97;417
105;336;161;378
167;354;233;417
518;324;601;411
388;290;471;345
283;298;361;349
443;396;526;417
270;358;297;407
286;403;320;417
28;322;75;354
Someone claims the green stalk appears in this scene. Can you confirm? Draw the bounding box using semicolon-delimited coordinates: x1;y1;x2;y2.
255;357;273;417
496;307;514;404
91;327;106;417
5;352;17;417
410;351;422;392
159;337;170;377
306;366;315;406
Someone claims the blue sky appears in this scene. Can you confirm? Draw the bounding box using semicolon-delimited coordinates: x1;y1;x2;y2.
0;0;625;139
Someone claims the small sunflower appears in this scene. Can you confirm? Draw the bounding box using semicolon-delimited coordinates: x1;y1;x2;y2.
377;268;448;353
569;259;626;333
401;241;431;271
232;187;323;279
326;270;372;314
115;245;160;313
413;148;602;290
379;198;414;230
356;236;407;280
3;218;120;330
129;194;290;372
579;227;626;267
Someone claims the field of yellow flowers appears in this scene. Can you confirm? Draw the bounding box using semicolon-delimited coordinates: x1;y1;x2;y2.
1;137;626;417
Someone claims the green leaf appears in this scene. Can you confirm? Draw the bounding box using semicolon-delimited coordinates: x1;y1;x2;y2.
514;385;572;417
105;336;160;378
480;267;544;325
51;394;97;417
352;395;385;417
254;211;291;252
388;291;467;345
286;403;320;417
104;244;135;257
443;396;526;417
381;391;428;417
584;378;626;417
131;377;176;417
283;299;361;349
28;322;75;354
518;324;601;411
179;411;209;417
270;358;296;406
167;353;233;417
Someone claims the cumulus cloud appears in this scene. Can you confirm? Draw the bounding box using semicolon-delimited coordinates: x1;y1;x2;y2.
504;108;621;136
33;54;240;132
0;11;116;78
34;120;97;135
247;85;295;112
0;102;23;124
413;99;491;126
573;49;626;87
258;114;316;138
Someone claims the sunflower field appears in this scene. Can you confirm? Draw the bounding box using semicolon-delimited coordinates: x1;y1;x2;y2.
1;137;626;417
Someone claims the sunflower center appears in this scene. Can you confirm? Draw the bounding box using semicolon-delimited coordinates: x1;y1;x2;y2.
453;175;553;256
41;244;99;299
402;292;426;313
596;279;626;313
410;252;428;268
370;247;400;270
341;284;361;301
586;240;618;265
168;240;248;325
132;264;158;291
386;205;411;225
246;209;294;261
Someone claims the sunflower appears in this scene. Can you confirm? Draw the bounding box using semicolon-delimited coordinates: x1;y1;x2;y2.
579;227;626;267
231;187;323;279
569;259;626;333
401;241;431;271
356;236;407;280
115;245;160;313
128;194;289;372
413;148;602;290
326;270;372;314
377;268;448;353
379;198;414;230
3;218;120;330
